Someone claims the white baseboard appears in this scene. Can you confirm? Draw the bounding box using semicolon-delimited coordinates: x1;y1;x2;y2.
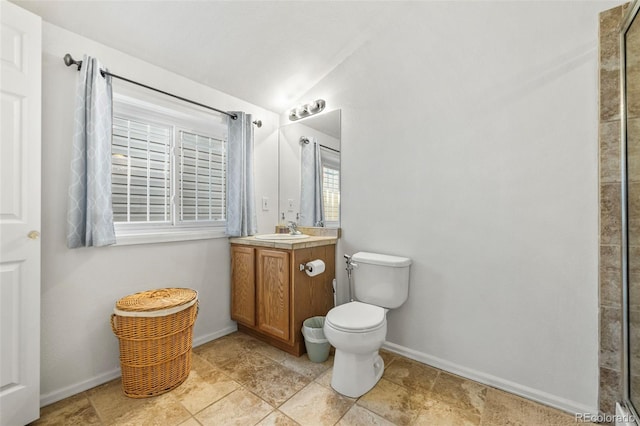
192;325;237;348
40;367;121;407
382;341;599;416
39;325;237;407
616;403;637;426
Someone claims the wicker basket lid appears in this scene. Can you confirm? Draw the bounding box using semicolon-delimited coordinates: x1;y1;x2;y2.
116;288;197;312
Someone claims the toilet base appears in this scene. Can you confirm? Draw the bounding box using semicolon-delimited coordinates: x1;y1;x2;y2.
330;350;384;398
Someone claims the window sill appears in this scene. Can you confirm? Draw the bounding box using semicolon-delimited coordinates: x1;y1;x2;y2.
113;227;227;246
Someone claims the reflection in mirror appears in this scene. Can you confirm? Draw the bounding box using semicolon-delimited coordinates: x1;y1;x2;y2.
624;2;640;418
279;109;341;228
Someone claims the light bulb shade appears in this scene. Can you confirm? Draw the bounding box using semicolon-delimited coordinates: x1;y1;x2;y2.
288;99;326;121
307;99;325;114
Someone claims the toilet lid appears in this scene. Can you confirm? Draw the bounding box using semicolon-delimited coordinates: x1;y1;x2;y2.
326;301;386;332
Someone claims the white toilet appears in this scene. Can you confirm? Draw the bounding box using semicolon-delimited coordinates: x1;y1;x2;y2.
323;251;411;398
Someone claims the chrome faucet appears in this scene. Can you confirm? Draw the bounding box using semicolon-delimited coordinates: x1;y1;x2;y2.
287;221;301;235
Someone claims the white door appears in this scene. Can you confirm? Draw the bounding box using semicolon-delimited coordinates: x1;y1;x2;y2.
0;1;42;425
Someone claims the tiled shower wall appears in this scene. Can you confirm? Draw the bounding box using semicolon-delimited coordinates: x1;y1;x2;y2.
599;3;628;416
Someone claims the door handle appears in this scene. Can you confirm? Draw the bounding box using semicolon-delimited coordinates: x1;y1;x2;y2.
27;230;40;240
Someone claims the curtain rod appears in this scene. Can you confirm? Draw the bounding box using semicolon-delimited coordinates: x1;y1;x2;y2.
63;53;263;127
300;136;340;153
319;144;340;154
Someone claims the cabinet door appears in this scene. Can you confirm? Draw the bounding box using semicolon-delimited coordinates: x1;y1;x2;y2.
231;246;256;326
257;249;290;341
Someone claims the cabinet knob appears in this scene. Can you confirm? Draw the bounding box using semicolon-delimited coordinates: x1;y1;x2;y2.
27;230;40;240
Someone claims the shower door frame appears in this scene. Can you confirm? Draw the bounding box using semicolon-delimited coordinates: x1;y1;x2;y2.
622;0;640;421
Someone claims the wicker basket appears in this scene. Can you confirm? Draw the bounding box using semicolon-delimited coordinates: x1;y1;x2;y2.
111;288;198;398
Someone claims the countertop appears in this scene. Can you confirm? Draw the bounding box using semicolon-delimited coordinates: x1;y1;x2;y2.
229;235;337;250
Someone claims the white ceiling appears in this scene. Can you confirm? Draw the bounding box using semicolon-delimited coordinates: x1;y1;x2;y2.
14;0;396;113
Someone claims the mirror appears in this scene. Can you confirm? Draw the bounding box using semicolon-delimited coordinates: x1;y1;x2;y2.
624;1;640;418
278;109;341;228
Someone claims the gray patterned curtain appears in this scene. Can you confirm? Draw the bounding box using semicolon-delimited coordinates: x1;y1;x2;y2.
226;111;257;237
66;55;116;248
300;139;324;227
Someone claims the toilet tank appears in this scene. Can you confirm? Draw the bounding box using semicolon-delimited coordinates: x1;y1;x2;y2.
351;252;411;309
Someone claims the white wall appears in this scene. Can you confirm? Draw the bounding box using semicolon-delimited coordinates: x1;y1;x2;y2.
40;23;278;404
293;1;620;414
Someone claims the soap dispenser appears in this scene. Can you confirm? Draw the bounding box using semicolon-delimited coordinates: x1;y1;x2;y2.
276;212;288;234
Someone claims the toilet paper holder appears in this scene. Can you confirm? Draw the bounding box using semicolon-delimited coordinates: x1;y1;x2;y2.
298;263;311;271
299;259;325;277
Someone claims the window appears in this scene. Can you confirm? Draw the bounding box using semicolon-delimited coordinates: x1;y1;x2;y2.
320;147;340;226
177;131;225;222
112;117;171;223
111;92;227;244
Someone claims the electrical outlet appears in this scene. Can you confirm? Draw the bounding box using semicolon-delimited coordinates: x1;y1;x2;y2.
288;199;294;212
262;197;269;211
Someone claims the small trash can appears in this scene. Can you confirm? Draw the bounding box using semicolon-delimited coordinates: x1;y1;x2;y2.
302;316;330;363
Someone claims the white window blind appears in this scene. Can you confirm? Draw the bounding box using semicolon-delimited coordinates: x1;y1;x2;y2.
178;131;226;222
320;147;340;224
322;165;340;222
112;117;171;223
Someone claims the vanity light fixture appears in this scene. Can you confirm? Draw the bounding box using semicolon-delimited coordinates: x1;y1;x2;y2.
289;99;326;121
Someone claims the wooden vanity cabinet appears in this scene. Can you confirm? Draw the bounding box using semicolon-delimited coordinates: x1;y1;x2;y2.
230;246;256;326
230;243;335;356
256;249;290;341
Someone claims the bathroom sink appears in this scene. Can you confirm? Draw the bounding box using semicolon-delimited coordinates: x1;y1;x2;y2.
254;233;310;240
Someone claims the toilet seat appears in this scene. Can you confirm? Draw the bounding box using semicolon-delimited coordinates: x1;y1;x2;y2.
326;301;386;333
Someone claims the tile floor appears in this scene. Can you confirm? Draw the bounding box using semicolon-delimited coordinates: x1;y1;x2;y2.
31;332;593;426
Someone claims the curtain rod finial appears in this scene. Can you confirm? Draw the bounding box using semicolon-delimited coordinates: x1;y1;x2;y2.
63;53;82;71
